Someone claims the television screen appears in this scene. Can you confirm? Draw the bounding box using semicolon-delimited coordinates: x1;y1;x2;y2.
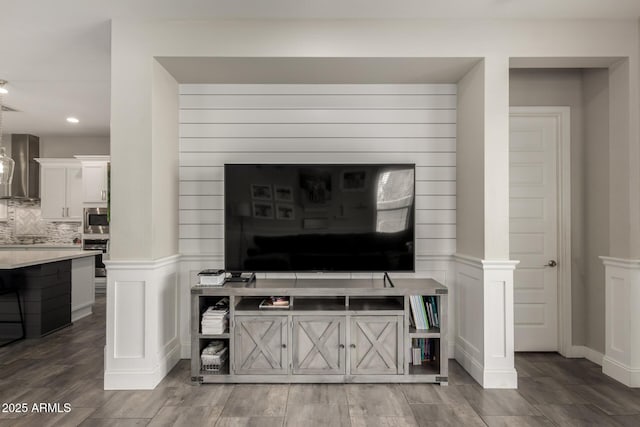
224;164;415;272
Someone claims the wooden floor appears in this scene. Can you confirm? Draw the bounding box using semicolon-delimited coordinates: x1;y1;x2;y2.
1;297;640;426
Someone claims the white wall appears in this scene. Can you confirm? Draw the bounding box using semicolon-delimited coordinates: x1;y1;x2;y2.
584;68;610;355
509;68;612;355
152;60;179;259
509;69;587;347
178;84;457;261
39;135;109;158
456;61;485;259
109;18;640;261
107;18;640;389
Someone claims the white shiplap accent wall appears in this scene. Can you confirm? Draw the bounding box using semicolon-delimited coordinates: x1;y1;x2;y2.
178;84;456;263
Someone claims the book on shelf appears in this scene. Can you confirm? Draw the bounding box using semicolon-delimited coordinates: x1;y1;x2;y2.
432;296;440;328
412;347;422;365
409;295;440;330
425;296;439;328
411;338;437;363
426;299;434;329
420;296;430;329
410;295;425;330
259;296;290;309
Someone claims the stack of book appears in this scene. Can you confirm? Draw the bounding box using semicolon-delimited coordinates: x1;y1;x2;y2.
201;298;229;334
409;295;439;330
198;269;226;286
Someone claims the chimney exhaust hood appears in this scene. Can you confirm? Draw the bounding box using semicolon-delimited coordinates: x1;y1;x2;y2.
9;134;40;200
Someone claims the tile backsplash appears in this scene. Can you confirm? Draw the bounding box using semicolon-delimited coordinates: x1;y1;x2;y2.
0;200;81;245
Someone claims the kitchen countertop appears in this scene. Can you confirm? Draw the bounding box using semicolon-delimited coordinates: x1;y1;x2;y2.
0;243;83;249
0;250;101;269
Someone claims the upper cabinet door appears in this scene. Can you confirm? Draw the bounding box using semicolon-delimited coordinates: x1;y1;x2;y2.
40;166;68;220
82;163;108;203
65;166;83;219
37;159;83;222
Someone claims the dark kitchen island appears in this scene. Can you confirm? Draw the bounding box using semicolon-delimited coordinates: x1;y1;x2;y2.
0;250;100;340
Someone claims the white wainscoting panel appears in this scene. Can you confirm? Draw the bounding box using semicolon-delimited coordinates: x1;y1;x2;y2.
453;255;484;383
104;255;181;390
178;84;456;258
601;256;640;387
453;254;518;389
114;281;146;359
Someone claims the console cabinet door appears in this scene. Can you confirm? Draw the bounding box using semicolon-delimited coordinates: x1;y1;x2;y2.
234;316;288;375
292;316;345;375
350;316;403;375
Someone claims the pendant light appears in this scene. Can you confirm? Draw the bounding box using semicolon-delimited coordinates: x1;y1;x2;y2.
0;79;15;198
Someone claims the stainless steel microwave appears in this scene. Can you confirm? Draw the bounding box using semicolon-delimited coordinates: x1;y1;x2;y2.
84;207;109;234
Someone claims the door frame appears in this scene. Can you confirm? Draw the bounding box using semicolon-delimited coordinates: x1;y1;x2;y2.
510;106;572;357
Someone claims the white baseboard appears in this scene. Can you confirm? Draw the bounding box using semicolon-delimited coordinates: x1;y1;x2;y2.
104;339;181;390
71;302;93;323
483;368;518;389
568;345;604;366
603;356;640;387
455;342;484;385
181;343;191;359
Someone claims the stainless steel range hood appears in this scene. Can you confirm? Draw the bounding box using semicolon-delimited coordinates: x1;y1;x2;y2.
9;134;40;200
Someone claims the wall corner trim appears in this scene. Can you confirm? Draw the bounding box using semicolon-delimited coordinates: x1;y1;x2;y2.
105;254;181;271
481;259;520;270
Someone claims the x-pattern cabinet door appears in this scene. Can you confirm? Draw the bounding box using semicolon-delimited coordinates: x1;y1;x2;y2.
234;316;288;375
292;316;346;375
350;316;402;375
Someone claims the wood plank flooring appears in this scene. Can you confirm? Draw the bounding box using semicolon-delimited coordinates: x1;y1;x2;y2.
1;296;639;426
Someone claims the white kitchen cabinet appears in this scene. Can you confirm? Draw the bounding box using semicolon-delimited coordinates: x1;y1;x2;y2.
36;159;82;221
75;156;109;204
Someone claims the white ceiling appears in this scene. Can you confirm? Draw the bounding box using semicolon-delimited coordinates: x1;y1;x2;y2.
1;0;640;138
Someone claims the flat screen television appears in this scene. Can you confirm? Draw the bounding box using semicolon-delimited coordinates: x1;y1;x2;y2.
224;164;415;272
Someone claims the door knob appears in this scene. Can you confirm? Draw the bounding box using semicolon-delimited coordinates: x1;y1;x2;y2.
350;344;356;348
339;344;345;349
545;260;557;267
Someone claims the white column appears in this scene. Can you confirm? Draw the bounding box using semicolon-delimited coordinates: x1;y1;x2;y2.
601;257;640;387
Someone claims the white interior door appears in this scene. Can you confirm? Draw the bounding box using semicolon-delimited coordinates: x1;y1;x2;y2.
510;110;560;351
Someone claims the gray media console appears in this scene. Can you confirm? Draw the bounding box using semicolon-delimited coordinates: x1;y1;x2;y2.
191;277;448;384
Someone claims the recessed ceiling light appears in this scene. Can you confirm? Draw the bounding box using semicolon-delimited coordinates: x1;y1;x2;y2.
66;117;79;124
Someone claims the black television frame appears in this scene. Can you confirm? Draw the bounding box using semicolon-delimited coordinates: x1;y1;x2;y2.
223;163;416;273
